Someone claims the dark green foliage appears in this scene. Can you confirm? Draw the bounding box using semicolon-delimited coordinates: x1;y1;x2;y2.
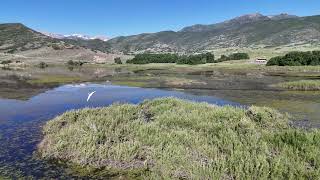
51;44;63;50
228;53;250;60
176;54;206;65
127;53;179;64
267;51;320;66
127;52;214;65
67;60;74;66
0;60;12;65
217;53;250;62
38;62;48;69
114;57;122;64
177;52;214;65
66;60;85;66
205;52;215;63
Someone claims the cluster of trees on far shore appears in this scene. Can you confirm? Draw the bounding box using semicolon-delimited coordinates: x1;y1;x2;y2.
217;53;250;62
267;51;320;66
126;53;179;64
126;52;249;65
176;53;215;65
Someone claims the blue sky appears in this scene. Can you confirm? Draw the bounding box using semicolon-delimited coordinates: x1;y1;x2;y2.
1;0;319;37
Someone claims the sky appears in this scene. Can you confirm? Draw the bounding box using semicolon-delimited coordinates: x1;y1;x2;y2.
1;0;319;38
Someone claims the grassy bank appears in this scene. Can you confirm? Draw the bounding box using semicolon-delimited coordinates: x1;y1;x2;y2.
38;98;320;179
275;80;320;90
27;75;83;85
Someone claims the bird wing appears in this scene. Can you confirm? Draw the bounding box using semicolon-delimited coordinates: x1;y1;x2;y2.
87;91;96;102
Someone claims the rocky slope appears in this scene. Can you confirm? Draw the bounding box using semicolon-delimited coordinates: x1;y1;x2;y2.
0;23;120;63
2;13;320;56
106;13;320;53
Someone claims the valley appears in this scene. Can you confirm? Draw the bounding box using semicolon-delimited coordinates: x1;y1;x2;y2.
1;8;320;179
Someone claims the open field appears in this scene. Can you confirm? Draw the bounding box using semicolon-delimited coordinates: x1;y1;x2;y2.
38;98;320;179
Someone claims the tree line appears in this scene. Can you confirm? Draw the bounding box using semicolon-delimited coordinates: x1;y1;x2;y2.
126;52;249;65
217;53;250;62
267;51;320;66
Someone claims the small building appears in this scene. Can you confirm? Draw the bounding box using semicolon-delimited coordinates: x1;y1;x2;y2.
255;58;267;64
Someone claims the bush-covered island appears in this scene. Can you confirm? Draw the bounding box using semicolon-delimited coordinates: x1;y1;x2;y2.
38;98;320;179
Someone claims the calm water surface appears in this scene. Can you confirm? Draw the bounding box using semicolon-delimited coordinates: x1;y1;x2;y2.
0;83;238;178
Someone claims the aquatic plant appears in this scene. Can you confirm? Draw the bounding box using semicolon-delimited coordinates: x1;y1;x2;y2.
275;80;320;91
38;98;320;179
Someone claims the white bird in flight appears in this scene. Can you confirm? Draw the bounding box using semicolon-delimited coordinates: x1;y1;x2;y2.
87;91;96;102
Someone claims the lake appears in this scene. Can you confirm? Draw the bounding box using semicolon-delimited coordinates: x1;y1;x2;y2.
0;83;238;178
1;65;320;178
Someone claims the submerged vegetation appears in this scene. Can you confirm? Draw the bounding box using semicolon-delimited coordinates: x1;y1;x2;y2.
267;51;320;66
38;98;320;179
275;80;320;91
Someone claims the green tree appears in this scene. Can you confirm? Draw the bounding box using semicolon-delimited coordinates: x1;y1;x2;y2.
38;62;48;69
205;52;215;63
114;57;122;64
267;51;320;66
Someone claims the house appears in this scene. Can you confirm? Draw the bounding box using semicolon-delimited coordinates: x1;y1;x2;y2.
255;58;267;64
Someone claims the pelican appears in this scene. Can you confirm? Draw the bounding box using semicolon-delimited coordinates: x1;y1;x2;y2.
87;91;96;102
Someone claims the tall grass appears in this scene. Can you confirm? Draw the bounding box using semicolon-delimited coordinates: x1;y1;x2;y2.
38;98;320;179
275;80;320;91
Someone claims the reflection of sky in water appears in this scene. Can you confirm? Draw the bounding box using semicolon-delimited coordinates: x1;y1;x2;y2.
0;83;239;123
0;83;240;178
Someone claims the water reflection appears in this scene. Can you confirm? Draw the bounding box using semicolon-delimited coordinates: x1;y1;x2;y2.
0;83;238;178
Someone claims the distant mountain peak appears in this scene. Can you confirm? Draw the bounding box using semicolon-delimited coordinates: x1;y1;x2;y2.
180;12;299;33
268;13;299;20
42;32;109;41
224;13;270;25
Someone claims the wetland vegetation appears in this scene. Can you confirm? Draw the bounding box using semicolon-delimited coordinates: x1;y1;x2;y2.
275;80;320;91
1;60;320;178
38;98;320;179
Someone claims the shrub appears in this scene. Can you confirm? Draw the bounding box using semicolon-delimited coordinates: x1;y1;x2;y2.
67;60;74;66
177;54;207;65
267;51;320;66
51;44;62;50
126;53;179;64
217;53;250;62
38;62;48;68
126;52;215;65
0;60;12;65
228;52;250;60
66;60;85;66
114;57;122;64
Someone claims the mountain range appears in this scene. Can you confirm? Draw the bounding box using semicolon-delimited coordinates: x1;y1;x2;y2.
106;13;320;53
1;13;320;57
42;32;109;41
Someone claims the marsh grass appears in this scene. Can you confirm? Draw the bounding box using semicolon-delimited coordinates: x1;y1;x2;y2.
27;75;82;85
275;80;320;91
38;98;320;179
